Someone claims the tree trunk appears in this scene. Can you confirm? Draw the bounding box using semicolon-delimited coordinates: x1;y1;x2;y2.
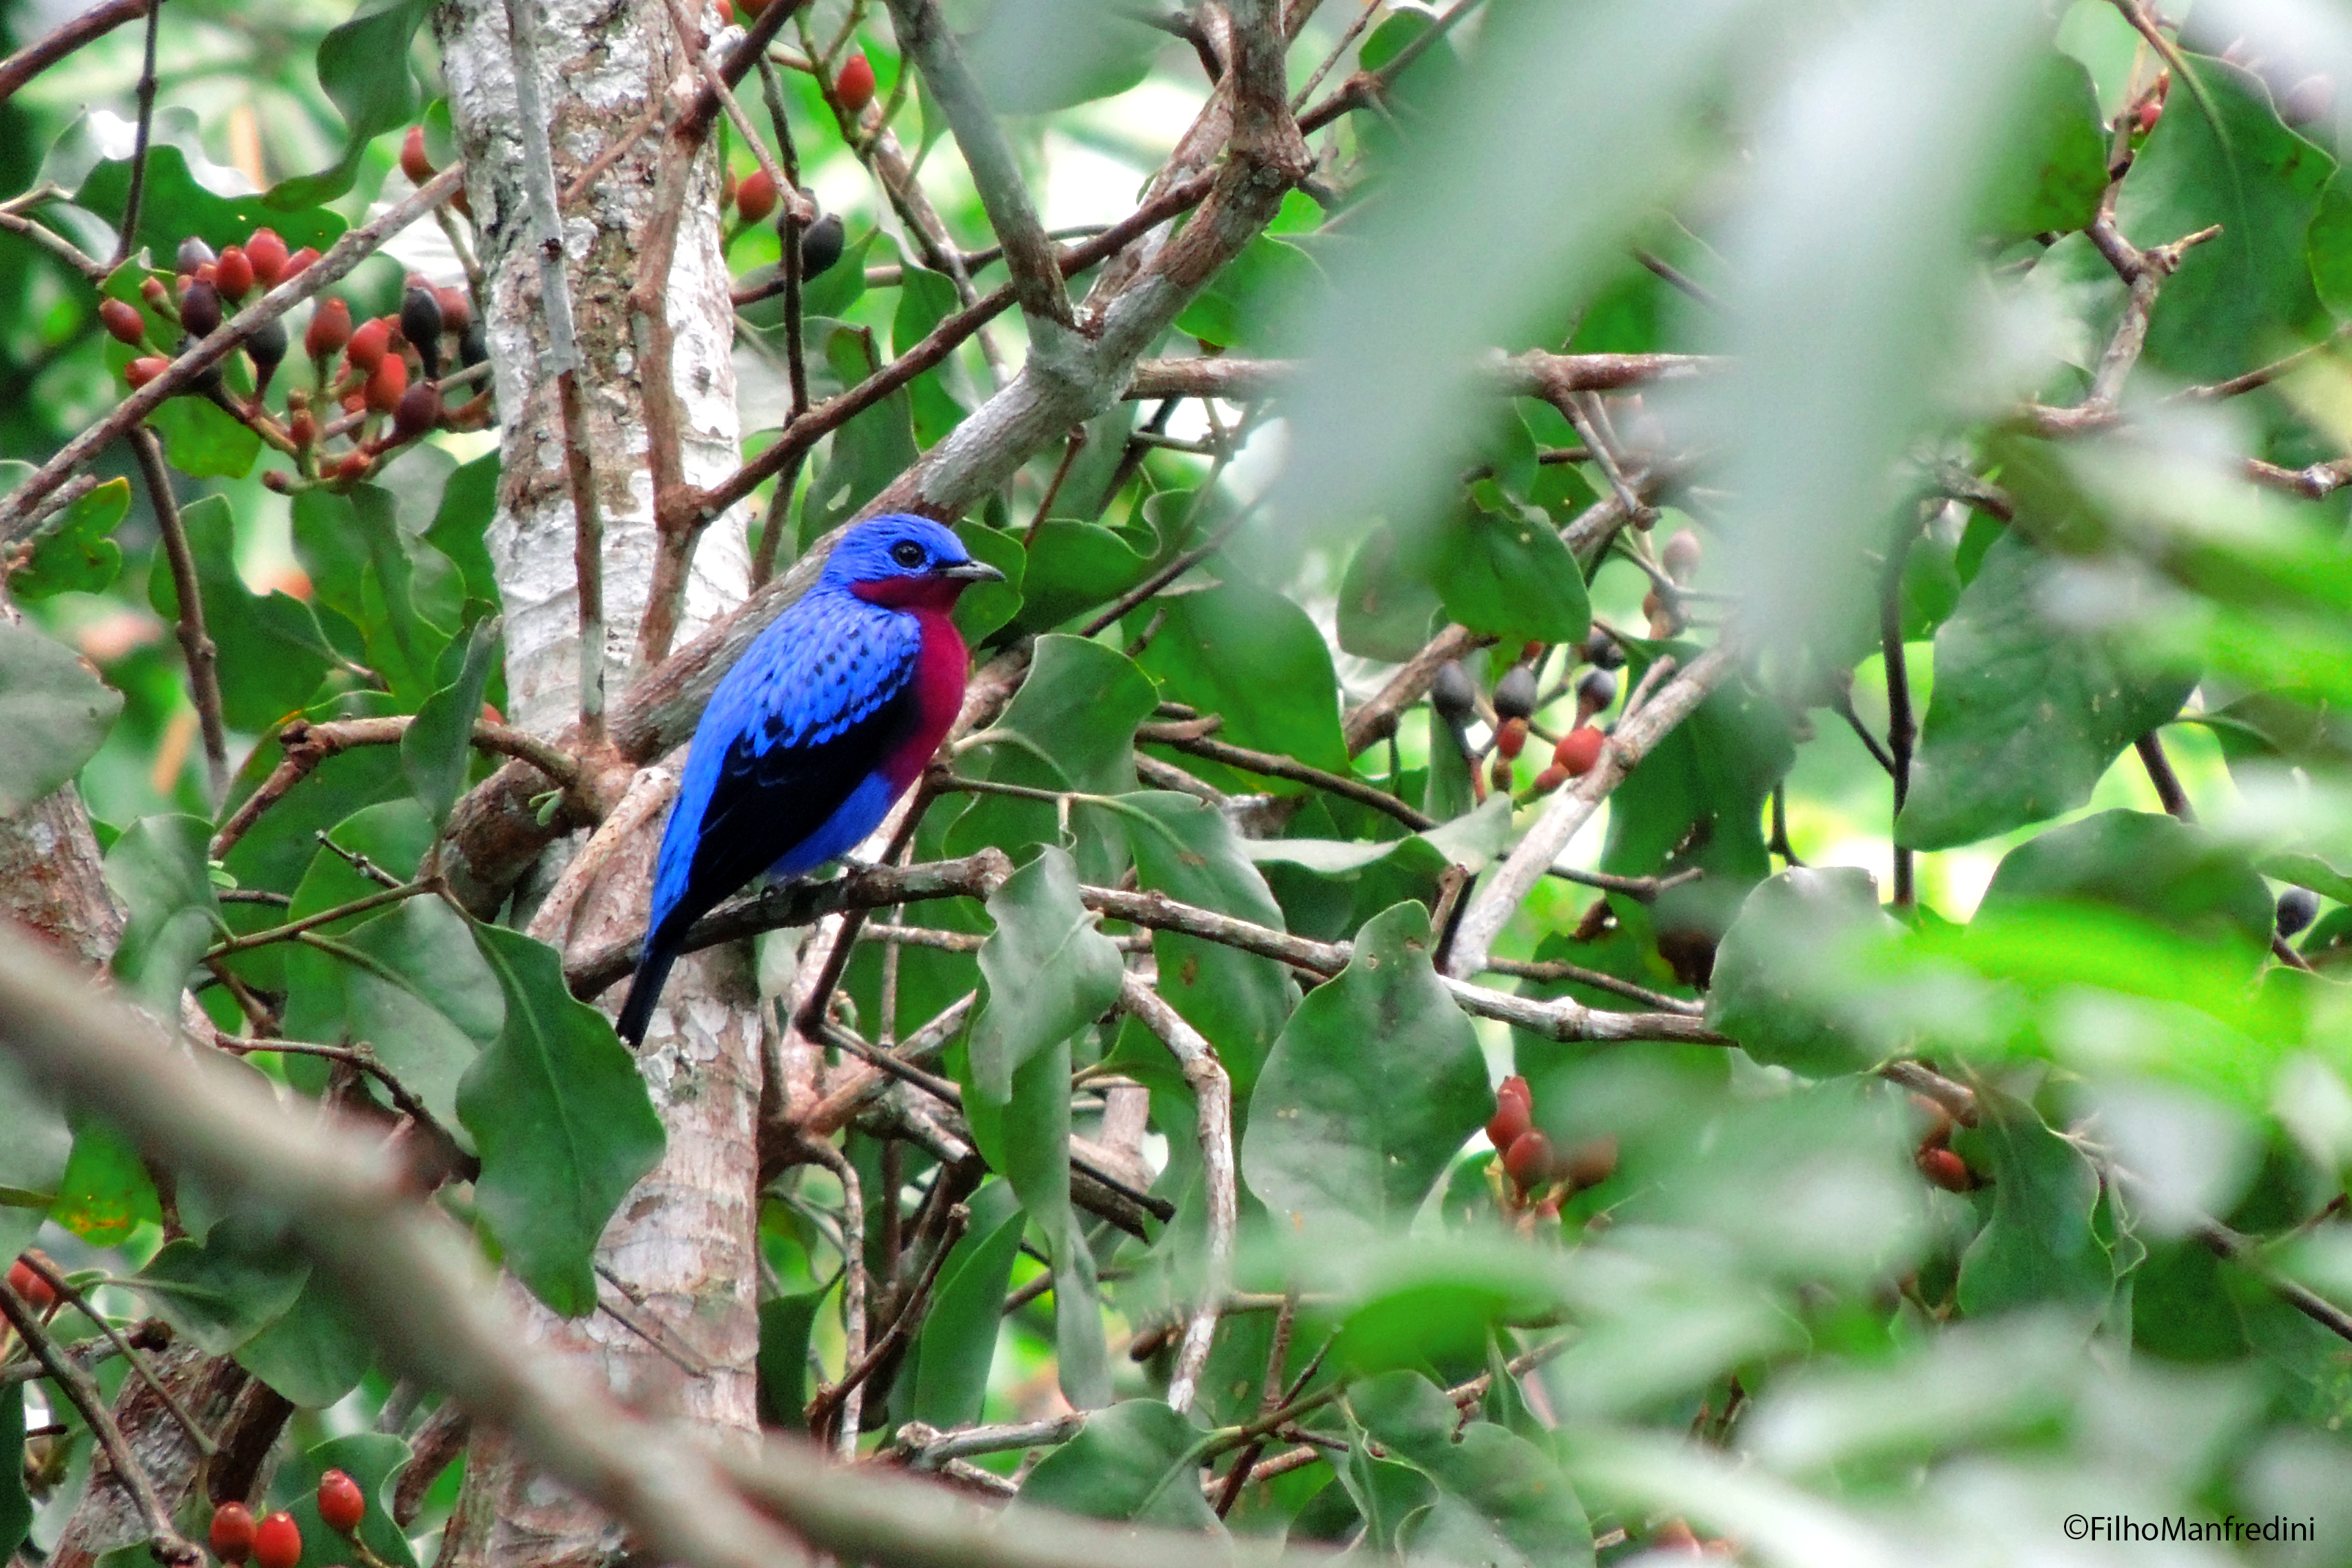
433;0;767;1561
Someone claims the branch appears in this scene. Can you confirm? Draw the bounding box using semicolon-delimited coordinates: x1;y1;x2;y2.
132;426;228;803
0;0;148;105
883;0;1075;330
12;1251;216;1456
1447;643;1741;978
0;920;1334;1568
1118;976;1234;1416
1341;624;1490;755
1139;725;1434;831
1122;349;1712;405
0;163;468;537
0;1273;200;1567
110;0;163;269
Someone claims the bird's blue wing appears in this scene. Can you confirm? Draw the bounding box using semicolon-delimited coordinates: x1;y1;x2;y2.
648;603;922;947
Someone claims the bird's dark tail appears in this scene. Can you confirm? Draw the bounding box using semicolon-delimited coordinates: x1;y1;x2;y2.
616;939;680;1047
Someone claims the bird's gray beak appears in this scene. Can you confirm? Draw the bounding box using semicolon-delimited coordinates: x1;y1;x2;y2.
939;559;1007;583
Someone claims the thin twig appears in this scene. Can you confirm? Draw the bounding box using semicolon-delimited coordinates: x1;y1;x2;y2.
2134;731;2193;822
801;1138;868;1456
0;0;147;105
1881;524;1917;907
0;1276;200;1567
131;426;227;802
13;1252;216;1456
111;0;163;268
1119;975;1233;1417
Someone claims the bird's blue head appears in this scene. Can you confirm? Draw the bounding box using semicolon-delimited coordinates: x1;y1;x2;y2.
823;514;1004;610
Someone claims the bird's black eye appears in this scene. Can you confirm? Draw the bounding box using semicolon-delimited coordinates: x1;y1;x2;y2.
891;540;926;568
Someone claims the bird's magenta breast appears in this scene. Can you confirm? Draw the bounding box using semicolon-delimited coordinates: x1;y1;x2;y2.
882;608;969;790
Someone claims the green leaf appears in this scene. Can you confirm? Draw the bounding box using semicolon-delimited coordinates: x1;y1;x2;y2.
138;1216;312;1353
1010;520;1155;635
950;523;1025;646
907;1179;1024;1430
402;617;499;827
2116;54;2335;382
0;619;121;813
148;395;261;480
1017;1401;1218;1529
291;486;462;707
893;265;971;446
458;923;666;1317
1425;502;1591;650
964;849;1122;1408
1117;792;1297;1100
56;107;346;257
103;814;222;1015
1984;53;2111;236
1976;809;2273;959
1708;868;1903;1077
8;476;128;599
149;495;332;732
422;452;502;606
50;1114;161;1244
233;1266;371;1407
1897;532;2194;849
269;0;435;209
965;1;1159;114
276;1432;419;1568
0;1386;28;1563
1954;1095;2113;1321
1174;230;1321;353
1241;902;1488;1242
1338;523;1444;662
1135;581;1352;787
801;327;916;545
0;1055;71;1266
756;1284;826;1430
1350;1371;1593;1568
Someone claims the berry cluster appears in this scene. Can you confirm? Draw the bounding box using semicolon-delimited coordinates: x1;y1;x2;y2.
1485;1075;1617;1226
105;215;488;493
209;1467;371;1568
1434;628;1627;803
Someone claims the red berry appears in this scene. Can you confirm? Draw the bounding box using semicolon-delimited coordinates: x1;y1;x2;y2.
1552;726;1605;778
1909;1093;1954;1151
733;0;768;19
124;355;170;391
1651;1519;1702;1555
289;409;317;449
434;285;472;335
346;316;391;375
246;228;289;289
214;245;255;304
1494;715;1528;761
836;52;876;112
364;352;408;415
402;125;435;187
1497;1074;1531;1108
735;167;777;224
336;451;371;482
306;298;352;360
316;1469;364;1534
6;1257;54;1312
209;1503;258;1564
1529;763;1570;795
1503;1131;1554;1193
99;298;147;347
280;247;321;281
1485;1094;1531;1153
1918;1147;1970;1193
253;1511;300;1568
1564;1134;1617;1189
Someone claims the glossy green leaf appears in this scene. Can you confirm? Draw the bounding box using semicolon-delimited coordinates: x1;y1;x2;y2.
1425;501;1591;650
1955;1095;2112;1320
1898;533;2194;849
8;476;127;599
969;847;1124;1103
1976;809;2273;958
907;1179;1024;1430
422;452;502;606
270;0;435;208
0;1387;28;1563
1984;53;2111;236
103;813;221;1015
1350;1371;1593;1568
0;1055;70;1266
0;619;121;813
291;486;463;707
402;616;499;827
1117;792;1297;1100
54;107;345;256
1338;523;1445;662
1136;581;1351;785
1709;868;1902;1077
139;1216;312;1352
1241;902;1488;1242
233;1266;371;1407
950;522;1025;645
148;395;261;480
893;265;970;446
150;495;332;732
458;923;666;1317
756;1284;826;1430
1011;520;1155;634
2117;54;2335;382
1018;1400;1218;1529
50;1113;161;1244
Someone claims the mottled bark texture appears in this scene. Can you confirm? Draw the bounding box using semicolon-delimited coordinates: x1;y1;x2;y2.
434;0;766;1564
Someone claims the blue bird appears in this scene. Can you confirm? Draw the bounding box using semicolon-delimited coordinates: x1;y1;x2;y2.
617;515;1003;1045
